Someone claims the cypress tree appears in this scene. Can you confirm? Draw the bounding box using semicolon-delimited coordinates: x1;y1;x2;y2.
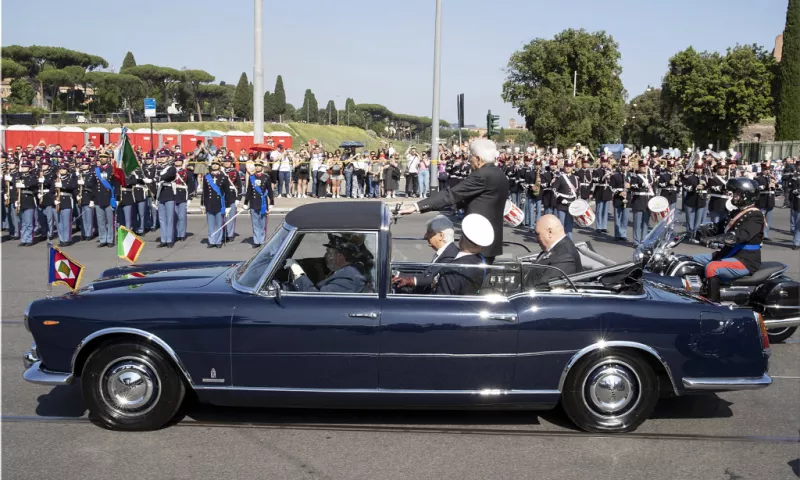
121;52;137;71
776;0;800;140
273;75;287;121
232;72;251;120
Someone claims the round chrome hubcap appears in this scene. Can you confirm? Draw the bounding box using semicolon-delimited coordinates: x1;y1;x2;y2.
100;358;160;416
585;363;637;414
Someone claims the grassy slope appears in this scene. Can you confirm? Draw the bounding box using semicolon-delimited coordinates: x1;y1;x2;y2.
65;121;414;152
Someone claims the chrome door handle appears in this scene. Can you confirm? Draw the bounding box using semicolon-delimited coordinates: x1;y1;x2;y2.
349;312;379;319
485;314;517;322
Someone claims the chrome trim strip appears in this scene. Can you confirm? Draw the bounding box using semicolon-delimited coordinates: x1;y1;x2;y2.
763;316;800;328
557;341;680;396
682;374;772;391
192;385;561;395
228;350;576;358
22;361;73;386
23;302;32;332
753;303;800;310
70;327;193;385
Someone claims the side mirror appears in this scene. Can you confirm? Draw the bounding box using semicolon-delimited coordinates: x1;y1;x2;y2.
269;279;284;307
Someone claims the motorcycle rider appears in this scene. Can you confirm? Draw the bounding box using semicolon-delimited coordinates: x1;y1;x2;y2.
695;178;764;302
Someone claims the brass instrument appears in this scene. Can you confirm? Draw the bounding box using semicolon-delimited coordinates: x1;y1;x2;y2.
529;168;541;196
3;165;9;207
37;168;45;203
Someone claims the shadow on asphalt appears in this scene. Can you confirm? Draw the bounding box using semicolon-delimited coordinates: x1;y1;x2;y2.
35;385;85;418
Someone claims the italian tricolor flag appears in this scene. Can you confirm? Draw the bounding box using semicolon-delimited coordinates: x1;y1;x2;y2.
117;226;145;264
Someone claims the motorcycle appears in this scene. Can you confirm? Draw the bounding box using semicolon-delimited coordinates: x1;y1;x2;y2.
631;214;800;343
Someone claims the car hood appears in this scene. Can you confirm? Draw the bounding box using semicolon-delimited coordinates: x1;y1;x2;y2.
86;261;239;293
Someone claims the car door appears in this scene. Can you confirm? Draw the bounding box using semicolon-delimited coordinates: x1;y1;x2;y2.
231;231;381;389
378;263;519;391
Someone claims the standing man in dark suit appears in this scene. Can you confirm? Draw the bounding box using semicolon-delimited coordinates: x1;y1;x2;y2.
526;214;583;286
392;215;458;293
398;139;508;263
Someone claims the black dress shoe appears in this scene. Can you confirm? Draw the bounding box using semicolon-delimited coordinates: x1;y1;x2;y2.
252;244;260;249
108;243;115;248
157;242;167;248
207;244;215;249
215;244;223;248
167;242;174;248
98;242;107;248
177;237;185;242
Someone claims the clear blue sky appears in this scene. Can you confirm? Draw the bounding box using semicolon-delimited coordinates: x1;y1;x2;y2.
1;0;788;127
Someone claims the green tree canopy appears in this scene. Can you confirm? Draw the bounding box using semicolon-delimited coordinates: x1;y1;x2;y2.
182;69;215;121
124;64;183;120
776;0;800;140
8;78;35;106
622;88;691;149
502;28;625;148
325;100;337;124
2;58;27;78
662;44;775;147
300;88;319;123
273;75;287;120
231;72;252;120
263;90;276;121
121;51;137;71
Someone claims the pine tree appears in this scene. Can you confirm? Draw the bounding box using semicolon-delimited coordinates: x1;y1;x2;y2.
121;52;136;71
325;100;337;124
273;75;287;122
300;89;318;123
776;0;800;140
232;72;251;120
345;97;356;126
264;90;275;121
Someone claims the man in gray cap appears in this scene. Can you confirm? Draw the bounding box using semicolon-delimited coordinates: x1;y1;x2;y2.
392;215;459;293
433;213;494;296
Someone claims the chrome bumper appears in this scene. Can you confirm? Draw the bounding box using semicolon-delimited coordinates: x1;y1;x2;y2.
763;316;800;329
22;346;73;386
682;374;772;391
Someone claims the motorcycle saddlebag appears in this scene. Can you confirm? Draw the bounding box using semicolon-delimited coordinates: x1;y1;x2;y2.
751;278;800;319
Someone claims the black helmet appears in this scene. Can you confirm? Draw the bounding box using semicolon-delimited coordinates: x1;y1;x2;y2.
726;177;758;207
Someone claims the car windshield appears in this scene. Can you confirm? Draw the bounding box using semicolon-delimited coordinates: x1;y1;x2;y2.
634;210;677;260
234;226;291;290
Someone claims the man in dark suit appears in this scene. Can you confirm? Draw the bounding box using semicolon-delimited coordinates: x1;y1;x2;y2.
526;214;583;287
433;214;494;296
392;215;458;293
398;139;509;263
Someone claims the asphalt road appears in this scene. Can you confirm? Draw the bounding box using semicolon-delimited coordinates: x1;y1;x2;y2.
2;202;799;480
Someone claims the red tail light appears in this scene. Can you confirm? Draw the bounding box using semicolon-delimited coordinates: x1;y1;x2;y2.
755;312;770;350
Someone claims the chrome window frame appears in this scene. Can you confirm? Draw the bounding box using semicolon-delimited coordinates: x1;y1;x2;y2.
388;260;515;302
232;224;297;295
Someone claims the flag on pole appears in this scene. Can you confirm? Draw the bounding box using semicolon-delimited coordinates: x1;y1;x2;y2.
48;245;85;292
113;127;139;186
117;226;145;263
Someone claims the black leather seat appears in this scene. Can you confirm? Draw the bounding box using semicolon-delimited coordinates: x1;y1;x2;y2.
729;262;786;286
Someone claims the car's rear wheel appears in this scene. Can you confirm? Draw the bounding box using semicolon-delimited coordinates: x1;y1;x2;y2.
767;326;796;344
561;350;659;433
81;341;185;431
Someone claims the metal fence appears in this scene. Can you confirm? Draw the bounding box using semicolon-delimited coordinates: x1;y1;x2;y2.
738;141;800;163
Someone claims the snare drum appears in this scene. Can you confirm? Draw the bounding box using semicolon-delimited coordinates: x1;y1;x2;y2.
503;200;524;227
568;199;595;227
647;196;670;223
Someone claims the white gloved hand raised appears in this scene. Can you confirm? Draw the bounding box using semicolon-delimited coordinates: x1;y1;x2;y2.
55;181;62;188
284;259;305;279
89;201;95;208
561;199;568;205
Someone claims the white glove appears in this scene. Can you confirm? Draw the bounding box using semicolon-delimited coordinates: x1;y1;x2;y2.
89;201;95;208
284;259;305;279
77;179;85;185
15;182;24;188
4;175;11;181
55;181;62;188
241;203;250;211
187;200;192;208
144;178;153;184
235;199;239;207
200;206;205;214
561;199;568;205
38;177;44;183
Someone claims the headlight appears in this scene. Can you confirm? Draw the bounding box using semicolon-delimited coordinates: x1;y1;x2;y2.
23;302;32;332
632;248;645;263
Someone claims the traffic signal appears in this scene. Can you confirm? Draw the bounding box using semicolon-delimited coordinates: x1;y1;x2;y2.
486;110;500;138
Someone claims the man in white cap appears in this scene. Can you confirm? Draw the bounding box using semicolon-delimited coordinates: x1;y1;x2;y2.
392;215;458;292
399;139;508;263
432;213;493;296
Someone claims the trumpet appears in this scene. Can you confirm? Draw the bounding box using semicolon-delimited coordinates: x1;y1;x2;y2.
529;169;541;196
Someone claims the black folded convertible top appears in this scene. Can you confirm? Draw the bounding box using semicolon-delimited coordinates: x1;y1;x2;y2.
285;201;384;231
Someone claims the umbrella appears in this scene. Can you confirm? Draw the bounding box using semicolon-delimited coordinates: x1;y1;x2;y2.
196;130;223;138
340;141;365;148
249;145;275;152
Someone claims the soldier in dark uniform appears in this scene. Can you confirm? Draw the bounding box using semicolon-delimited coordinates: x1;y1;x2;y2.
173;156;191;242
36;159;57;240
683;160;708;243
243;159;274;248
553;158;579;239
592;155;613;233
788;167;800;250
707;161;730;225
541;158;557;215
3;157;20;239
120;168;138;233
76;156;96;241
504;157;522;207
15;158;39;246
201;158;231;248
93;152;118;248
130;162;149;235
142;153;159;232
695;178;764;302
155;153;177;248
523;156;542;233
657;159;680;211
222;156;243;242
576;158;593;201
755;162;777;240
54;162;77;246
610;157;630;241
629;160;655;245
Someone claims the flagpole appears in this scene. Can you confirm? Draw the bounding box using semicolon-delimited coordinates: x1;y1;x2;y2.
46;242;53;299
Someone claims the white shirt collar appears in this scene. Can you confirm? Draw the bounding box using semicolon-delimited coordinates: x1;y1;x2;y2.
546;234;566;252
435;242;452;258
455;251;475;259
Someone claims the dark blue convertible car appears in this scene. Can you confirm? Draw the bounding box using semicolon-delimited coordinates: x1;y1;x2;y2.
22;202;772;432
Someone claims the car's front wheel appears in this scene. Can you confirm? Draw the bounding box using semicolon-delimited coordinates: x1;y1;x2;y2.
561;350;659;433
81;341;185;431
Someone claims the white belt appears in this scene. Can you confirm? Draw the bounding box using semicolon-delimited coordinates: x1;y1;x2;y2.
40;189;50;193
759;191;775;195
709;194;729;198
59;193;73;197
580;183;590;186
632;192;652;196
661;187;678;191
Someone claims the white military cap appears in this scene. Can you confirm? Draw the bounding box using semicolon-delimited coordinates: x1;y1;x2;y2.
461;214;494;247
